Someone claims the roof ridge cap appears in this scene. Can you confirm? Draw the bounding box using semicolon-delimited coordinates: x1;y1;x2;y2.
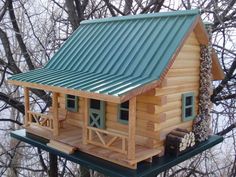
81;9;199;25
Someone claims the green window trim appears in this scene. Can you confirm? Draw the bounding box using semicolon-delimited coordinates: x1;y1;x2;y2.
182;92;195;121
65;94;78;112
117;101;129;124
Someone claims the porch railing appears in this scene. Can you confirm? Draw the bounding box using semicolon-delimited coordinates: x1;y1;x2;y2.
87;126;128;154
28;111;54;131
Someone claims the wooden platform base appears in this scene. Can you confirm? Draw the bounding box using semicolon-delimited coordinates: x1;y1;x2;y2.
47;140;77;154
25;123;162;169
10;129;224;177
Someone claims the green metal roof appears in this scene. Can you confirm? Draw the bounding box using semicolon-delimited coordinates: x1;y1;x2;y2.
9;10;200;97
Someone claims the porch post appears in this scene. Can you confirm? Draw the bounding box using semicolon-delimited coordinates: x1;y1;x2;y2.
83;98;88;144
24;87;29;127
128;97;136;160
52;92;59;136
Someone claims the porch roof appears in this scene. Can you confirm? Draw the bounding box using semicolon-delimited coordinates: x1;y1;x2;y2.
9;68;154;96
9;9;221;102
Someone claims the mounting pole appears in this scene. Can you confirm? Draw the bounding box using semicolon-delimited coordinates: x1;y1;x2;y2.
49;153;58;177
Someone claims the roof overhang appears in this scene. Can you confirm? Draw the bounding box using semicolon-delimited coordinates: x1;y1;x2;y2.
211;49;225;80
120;16;225;101
8;79;121;103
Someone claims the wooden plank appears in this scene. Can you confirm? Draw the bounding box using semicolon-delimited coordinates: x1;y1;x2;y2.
24;87;30;126
128;97;136;160
137;95;167;105
185;32;200;45
65;118;83;127
161;76;200;87
141;89;156;96
166;93;182;102
193;18;209;45
159;117;181;130
83;98;88;144
160;121;193;140
47;140;77;154
176;52;200;61
180;44;200;52
154;101;181;114
137;102;155;113
8;80;121;103
165;109;181;120
166;68;199;77
126;147;161;165
106;109;166;124
171;60;200;69
137;111;166;123
67;112;84;120
212;49;225;80
52;92;59;136
155;84;199;96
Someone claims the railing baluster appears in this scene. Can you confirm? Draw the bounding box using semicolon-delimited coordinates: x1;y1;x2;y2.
87;127;128;154
26;111;54;132
122;137;126;154
89;128;92;141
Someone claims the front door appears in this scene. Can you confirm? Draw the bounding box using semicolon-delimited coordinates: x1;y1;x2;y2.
89;99;105;129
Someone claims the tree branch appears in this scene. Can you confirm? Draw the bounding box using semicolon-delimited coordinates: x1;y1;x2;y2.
0;92;25;114
103;0;117;16
0;0;9;22
8;0;35;70
0;28;21;74
217;123;236;136
0;118;23;126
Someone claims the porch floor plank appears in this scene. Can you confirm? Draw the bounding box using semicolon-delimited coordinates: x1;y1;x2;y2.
25;122;161;169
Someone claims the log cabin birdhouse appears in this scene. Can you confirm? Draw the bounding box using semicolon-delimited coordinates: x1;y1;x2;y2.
8;9;224;169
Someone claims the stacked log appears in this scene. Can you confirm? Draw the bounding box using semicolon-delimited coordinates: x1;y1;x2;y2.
165;128;195;156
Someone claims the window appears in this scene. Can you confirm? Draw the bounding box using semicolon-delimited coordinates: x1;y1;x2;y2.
118;101;129;124
182;92;195;121
65;94;78;112
90;99;101;110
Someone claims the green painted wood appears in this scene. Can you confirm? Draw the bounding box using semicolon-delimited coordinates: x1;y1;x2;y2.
65;94;78;112
182;92;195;121
89;99;105;129
10;129;223;177
9;10;201;97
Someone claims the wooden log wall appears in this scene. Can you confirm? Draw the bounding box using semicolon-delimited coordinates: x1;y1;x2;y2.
58;93;84;127
135;32;201;150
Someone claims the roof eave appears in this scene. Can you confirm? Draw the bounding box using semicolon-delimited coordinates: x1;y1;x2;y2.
8;79;121;103
211;49;225;80
193;16;209;45
119;15;203;102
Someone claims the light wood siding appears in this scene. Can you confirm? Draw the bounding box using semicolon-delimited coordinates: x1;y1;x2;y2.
135;32;200;149
58;93;84;128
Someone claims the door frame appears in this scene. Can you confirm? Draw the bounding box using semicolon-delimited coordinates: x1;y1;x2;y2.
88;99;105;129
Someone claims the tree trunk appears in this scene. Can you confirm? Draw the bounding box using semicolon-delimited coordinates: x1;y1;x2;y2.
49;153;58;177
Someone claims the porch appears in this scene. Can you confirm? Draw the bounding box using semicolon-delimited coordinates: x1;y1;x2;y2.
25;122;162;169
23;88;162;168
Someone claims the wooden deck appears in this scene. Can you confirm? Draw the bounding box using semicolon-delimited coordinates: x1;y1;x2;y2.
26;123;162;169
